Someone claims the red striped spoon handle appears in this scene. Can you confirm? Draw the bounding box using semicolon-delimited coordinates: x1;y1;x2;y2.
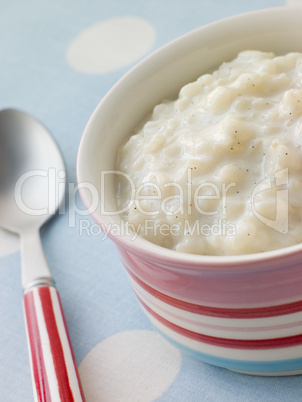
23;285;85;402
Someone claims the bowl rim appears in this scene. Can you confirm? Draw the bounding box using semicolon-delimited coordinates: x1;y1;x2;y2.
77;5;302;270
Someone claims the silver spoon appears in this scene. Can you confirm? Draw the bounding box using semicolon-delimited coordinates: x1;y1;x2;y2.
0;109;85;401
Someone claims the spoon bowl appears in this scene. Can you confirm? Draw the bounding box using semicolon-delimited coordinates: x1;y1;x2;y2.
0;109;65;233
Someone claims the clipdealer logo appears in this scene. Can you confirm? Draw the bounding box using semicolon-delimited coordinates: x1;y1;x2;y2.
12;167;289;238
251;168;288;234
98;167;289;238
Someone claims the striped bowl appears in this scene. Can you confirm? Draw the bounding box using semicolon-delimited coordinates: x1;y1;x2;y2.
77;7;302;375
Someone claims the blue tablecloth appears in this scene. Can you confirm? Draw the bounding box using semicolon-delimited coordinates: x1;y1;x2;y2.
1;1;302;401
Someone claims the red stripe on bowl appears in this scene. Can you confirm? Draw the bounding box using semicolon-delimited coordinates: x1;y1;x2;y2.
125;266;302;319
138;295;302;350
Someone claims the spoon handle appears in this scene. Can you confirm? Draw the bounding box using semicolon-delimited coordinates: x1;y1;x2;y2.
23;285;86;402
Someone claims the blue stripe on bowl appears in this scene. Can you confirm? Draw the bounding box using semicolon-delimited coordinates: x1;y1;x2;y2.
158;330;302;375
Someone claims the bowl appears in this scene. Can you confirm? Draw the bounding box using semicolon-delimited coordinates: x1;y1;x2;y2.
77;7;302;376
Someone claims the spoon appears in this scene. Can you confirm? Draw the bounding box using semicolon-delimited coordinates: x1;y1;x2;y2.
0;109;85;401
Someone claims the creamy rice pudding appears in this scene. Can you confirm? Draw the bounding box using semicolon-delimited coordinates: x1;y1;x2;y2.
116;51;302;255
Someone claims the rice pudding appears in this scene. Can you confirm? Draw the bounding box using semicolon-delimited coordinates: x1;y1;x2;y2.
116;51;302;255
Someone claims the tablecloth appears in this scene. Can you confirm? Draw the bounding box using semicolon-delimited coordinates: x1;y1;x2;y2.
1;1;302;401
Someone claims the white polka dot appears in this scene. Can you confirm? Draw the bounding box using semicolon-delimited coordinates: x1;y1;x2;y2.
0;228;19;258
286;0;302;5
66;17;156;74
79;330;182;401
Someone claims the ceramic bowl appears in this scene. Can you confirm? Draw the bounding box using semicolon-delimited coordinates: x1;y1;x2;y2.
77;7;302;375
